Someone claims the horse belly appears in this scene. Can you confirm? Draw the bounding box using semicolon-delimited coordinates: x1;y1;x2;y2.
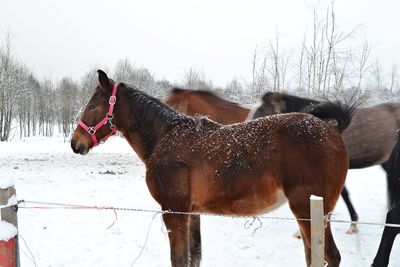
192;175;287;216
230;189;287;216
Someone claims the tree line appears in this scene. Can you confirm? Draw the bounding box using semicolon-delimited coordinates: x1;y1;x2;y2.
1;2;399;141
0;37;176;141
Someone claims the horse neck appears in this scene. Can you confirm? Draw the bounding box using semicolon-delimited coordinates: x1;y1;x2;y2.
115;87;185;163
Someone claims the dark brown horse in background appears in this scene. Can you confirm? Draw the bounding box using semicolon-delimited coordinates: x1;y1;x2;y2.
164;88;250;124
252;91;400;234
372;132;400;267
71;70;354;266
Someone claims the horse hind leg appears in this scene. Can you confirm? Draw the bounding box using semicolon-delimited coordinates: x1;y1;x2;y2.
341;186;359;234
297;220;341;267
324;222;341;267
189;215;202;267
372;203;400;267
292;190;358;239
163;213;190;267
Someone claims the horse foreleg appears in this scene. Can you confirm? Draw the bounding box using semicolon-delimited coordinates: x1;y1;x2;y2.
341;186;359;234
189;215;202;267
372;204;400;267
163;213;190;267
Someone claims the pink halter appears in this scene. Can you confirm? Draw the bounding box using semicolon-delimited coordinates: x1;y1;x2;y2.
78;83;118;146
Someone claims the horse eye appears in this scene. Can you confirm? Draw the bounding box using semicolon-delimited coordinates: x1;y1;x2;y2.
88;104;96;110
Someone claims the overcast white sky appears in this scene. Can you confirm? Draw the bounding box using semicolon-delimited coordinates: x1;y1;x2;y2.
1;0;399;87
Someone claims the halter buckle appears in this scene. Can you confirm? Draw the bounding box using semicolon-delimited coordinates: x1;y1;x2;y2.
88;127;96;135
109;96;116;105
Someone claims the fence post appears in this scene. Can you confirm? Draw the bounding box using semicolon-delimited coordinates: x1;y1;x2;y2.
310;195;325;267
0;184;20;267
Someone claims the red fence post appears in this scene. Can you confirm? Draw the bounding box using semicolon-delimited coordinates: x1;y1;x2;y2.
0;184;19;267
0;237;16;267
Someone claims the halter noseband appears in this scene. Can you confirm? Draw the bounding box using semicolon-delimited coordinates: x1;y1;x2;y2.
78;83;118;146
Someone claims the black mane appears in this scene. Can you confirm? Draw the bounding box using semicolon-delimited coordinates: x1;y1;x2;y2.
278;93;320;112
125;85;190;129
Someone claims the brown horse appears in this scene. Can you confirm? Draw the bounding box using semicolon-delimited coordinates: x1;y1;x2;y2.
164;88;250;124
71;70;354;267
252;91;400;234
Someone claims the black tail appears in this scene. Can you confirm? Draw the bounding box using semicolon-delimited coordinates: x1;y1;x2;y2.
386;132;400;209
303;100;358;132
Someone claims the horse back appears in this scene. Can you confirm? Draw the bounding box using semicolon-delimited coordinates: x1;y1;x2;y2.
164;89;190;115
344;102;400;168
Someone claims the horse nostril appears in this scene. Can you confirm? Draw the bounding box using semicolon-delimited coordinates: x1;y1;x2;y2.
77;144;89;155
71;139;81;154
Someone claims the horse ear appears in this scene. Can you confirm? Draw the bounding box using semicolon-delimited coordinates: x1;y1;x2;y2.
261;92;272;103
97;69;110;90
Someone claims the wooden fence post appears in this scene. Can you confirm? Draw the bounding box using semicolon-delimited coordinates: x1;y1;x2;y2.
0;184;20;267
310;195;325;267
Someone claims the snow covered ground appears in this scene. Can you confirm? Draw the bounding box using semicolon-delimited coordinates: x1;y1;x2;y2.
1;135;399;267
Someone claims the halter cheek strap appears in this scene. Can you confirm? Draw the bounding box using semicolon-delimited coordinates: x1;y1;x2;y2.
78;83;118;146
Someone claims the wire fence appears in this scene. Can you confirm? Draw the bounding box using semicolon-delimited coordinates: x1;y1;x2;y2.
1;196;399;267
1;198;399;229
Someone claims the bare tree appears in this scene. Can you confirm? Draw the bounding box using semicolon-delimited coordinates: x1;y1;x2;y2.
114;58;156;95
370;60;384;91
249;46;269;101
80;65;100;106
389;62;398;94
56;77;79;138
297;33;307;92
354;39;372;96
114;58;133;82
17;71;37;138
154;79;172;98
224;78;243;102
39;78;56;137
181;67;212;90
0;34;29;141
270;32;281;91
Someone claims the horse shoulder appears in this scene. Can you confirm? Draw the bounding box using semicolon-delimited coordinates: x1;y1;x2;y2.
146;159;192;206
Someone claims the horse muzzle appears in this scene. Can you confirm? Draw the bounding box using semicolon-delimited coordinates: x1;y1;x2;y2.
71;139;89;155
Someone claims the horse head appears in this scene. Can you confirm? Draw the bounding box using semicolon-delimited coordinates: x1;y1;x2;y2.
71;70;118;155
252;92;287;119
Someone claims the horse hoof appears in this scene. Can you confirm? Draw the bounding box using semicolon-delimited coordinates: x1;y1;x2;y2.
346;224;359;234
292;230;302;239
